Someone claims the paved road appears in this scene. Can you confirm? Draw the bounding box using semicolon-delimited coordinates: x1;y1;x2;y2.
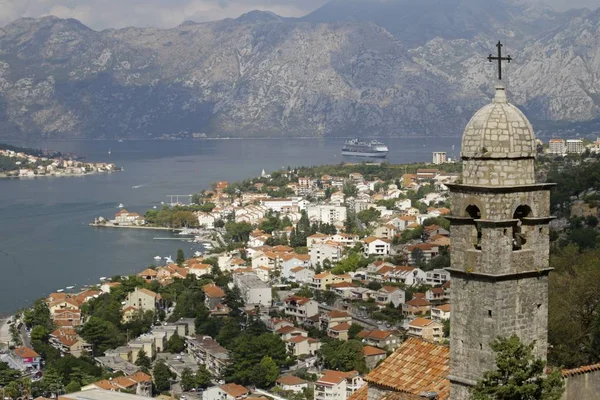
20;323;31;348
0;317;10;349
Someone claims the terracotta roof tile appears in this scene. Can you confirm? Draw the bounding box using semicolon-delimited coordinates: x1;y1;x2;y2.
434;304;451;312
330;322;351;332
15;347;39;359
220;383;249;398
203;284;226;298
408;318;437;328
562;363;600;377
277;375;308;386
326;310;350;318
363;345;387;357
318;370;354;385
364;337;449;399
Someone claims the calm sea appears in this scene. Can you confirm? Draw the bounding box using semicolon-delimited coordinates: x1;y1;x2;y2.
0;137;460;315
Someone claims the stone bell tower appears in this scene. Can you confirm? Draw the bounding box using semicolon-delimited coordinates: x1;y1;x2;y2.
446;56;554;398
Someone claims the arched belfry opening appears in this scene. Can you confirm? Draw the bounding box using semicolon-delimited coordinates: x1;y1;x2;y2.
466;205;482;249
512;205;533;250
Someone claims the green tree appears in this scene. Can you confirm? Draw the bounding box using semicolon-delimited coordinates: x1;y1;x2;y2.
166;332;186;353
40;367;64;397
319;339;367;374
80;317;124;356
180;368;197;391
4;381;21;399
176;248;185;266
23;299;53;330
252;356;280;388
65;380;81;393
357;208;381;226
195;365;212;389
472;335;564;400
349;323;364;340
225;333;291;385
135;349;152;372
30;326;49;343
0;361;20;386
217;318;242;348
152;359;173;393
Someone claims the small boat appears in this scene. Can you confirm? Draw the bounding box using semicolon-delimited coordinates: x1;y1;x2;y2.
164;256;173;264
99;277;107;281
66;286;75;290
56;289;64;293
108;148;112;155
194;251;202;257
118;139;124;143
153;256;162;260
118;203;124;208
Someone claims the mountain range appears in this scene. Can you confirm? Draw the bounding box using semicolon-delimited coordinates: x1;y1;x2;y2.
1;0;600;139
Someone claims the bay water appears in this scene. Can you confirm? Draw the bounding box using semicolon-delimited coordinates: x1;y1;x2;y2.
0;137;460;315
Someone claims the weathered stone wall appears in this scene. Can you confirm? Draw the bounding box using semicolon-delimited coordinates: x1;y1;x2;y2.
449;187;551;221
463;158;535;186
562;370;600;400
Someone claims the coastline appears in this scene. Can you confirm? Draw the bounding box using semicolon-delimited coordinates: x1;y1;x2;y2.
89;223;183;232
0;170;120;180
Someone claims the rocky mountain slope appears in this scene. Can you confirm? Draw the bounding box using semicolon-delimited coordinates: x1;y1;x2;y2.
0;0;600;139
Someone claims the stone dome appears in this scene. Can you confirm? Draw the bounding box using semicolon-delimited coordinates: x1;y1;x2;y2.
461;85;536;159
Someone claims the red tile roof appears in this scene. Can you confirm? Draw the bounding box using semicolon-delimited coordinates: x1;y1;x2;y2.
363;346;387;357
220;383;249;398
330;322;351;332
277;375;308;386
318;370;354;385
364;337;449;399
561;363;600;377
203;284;226;298
15;347;39;359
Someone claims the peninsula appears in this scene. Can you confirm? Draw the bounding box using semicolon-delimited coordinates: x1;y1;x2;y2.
0;143;119;178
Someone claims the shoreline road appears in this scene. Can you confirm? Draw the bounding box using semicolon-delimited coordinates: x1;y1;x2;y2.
0;317;10;349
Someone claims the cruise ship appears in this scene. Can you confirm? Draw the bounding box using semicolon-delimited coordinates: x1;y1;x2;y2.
342;139;389;158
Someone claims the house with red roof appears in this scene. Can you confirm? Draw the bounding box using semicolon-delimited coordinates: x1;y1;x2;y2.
276;375;309;393
315;370;365;400
13;347;41;370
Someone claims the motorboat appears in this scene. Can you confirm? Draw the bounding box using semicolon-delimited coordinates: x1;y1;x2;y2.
154;256;162;260
118;203;124;208
99;277;107;281
66;286;75;290
56;289;64;293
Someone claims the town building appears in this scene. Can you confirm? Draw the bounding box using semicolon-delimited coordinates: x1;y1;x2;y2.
50;328;92;357
357;330;403;350
548;139;566;155
233;273;272;306
113;209;144;226
310;272;351;291
426;268;451;286
284;296;319;322
203;284;226;310
362;237;391;256
307;204;347;224
276;375;310;394
315;370;365;400
431;304;451;322
566;139;584;154
82;372;152;397
123;287;162;313
202;383;249;400
187;335;230;378
363;346;388;370
432;151;447;165
310;242;344;266
286;336;321;357
408;317;444;343
13;347;41;370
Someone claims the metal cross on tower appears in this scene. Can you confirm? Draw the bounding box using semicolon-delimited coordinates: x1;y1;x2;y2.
488;40;512;81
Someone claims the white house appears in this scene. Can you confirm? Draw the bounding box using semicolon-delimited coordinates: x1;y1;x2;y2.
288;267;315;284
431;304;451;321
281;253;311;279
315;370;365;400
202;383;248;400
196;212;217;229
232;273;272;307
362;237;391;256
307;205;347;225
114;209;144;226
386;266;427;286
310;242;344;267
276;376;310;394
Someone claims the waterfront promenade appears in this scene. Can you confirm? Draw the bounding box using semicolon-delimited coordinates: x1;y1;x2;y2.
0;317;10;349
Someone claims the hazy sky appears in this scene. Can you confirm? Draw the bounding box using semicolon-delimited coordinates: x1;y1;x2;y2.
0;0;598;30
